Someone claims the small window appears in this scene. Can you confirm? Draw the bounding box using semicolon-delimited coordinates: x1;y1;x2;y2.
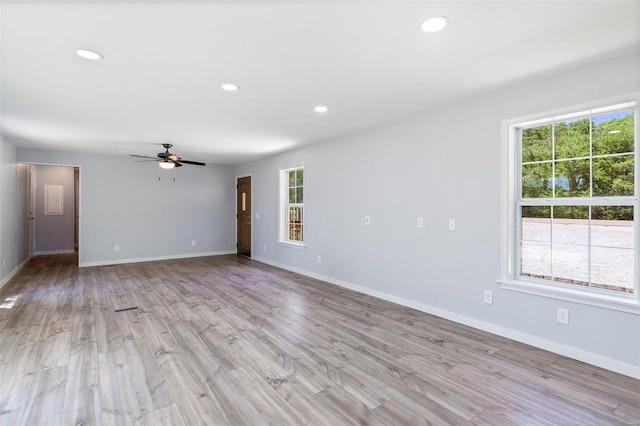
279;165;304;246
501;97;639;312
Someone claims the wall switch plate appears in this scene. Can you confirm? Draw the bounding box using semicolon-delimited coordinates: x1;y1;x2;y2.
114;244;120;252
192;240;196;246
484;290;493;304
417;217;424;228
317;255;322;264
557;308;569;324
364;216;371;225
448;218;456;231
255;212;260;219
263;244;267;251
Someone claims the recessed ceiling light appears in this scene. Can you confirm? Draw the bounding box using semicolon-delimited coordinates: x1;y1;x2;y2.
221;83;240;91
421;16;450;33
315;106;329;113
76;49;103;60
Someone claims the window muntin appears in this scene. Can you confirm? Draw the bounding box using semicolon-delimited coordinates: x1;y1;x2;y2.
280;166;304;245
516;106;637;297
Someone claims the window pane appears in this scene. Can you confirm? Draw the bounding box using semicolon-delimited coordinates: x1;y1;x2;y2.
289;224;303;241
554;118;590;160
591;247;634;293
592;110;634;156
296;169;303;186
591;207;634;249
520;241;551;279
522;162;552;198
289;206;301;221
554;159;590;197
296;187;303;203
288;206;303;241
522;125;552;162
592;155;634;197
553;244;589;286
289;170;295;187
552;206;588;245
289;188;295;203
521;206;551;243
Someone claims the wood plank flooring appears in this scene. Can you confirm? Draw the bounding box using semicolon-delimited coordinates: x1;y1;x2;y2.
0;254;638;425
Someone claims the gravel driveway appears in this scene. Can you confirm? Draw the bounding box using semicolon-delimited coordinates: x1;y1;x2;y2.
520;218;634;291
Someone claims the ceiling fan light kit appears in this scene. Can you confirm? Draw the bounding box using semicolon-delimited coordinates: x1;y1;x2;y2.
129;144;206;179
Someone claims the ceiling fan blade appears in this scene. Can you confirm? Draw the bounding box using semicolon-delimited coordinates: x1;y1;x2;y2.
134;159;160;163
135;145;202;168
180;160;206;166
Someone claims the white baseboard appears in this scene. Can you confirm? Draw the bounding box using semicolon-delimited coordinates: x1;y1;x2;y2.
252;256;640;380
79;250;236;267
0;256;32;290
34;249;75;256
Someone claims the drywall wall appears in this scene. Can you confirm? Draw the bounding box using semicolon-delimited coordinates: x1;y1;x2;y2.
34;165;75;254
0;136;30;287
16;150;237;266
236;53;640;376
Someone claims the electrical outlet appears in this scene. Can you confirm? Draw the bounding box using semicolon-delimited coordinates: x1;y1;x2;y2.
114;244;120;252
557;308;569;324
317;255;322;264
448;218;456;231
484;290;493;305
364;216;371;225
192;240;196;246
417;217;424;228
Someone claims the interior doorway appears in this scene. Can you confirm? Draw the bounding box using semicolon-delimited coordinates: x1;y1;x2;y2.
23;163;80;265
236;176;251;257
74;168;79;251
27;165;36;258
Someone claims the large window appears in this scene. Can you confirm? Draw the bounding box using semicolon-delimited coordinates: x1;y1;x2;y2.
279;165;304;246
501;98;639;311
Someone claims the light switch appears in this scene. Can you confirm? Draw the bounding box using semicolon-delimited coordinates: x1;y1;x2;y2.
448;218;456;231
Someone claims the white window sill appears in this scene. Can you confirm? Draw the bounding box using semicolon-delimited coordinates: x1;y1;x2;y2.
277;241;306;250
498;278;639;314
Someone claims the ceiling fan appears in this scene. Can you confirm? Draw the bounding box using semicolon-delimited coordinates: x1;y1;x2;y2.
129;144;206;169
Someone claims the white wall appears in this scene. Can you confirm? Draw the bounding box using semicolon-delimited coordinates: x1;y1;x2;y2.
0;135;30;287
236;53;640;377
16;150;237;266
34;165;75;254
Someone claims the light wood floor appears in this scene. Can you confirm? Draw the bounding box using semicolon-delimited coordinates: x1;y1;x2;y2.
0;254;638;425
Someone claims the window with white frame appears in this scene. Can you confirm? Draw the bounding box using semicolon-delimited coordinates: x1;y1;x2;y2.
501;97;638;310
279;165;304;245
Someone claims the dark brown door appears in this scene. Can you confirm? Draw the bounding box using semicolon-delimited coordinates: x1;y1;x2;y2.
236;176;251;257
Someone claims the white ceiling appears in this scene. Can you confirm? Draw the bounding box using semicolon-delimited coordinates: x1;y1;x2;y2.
1;1;639;165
